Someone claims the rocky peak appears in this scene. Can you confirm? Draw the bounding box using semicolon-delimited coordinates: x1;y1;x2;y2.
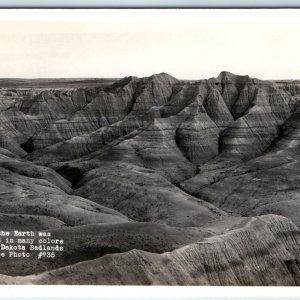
143;72;179;85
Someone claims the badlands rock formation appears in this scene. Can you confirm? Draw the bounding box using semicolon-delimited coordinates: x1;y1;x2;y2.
0;74;300;285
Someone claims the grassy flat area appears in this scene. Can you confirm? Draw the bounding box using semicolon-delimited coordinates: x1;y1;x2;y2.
0;78;118;88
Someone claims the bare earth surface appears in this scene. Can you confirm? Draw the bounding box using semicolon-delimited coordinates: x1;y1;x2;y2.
1;73;300;285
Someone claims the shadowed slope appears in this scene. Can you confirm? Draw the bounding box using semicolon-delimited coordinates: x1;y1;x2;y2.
1;215;300;285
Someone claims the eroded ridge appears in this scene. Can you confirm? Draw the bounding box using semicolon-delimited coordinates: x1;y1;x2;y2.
0;73;300;285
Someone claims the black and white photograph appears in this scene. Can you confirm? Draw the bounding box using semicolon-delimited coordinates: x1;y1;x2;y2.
0;8;300;286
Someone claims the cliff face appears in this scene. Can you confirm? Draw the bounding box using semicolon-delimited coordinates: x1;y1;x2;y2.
0;72;296;165
1;73;300;285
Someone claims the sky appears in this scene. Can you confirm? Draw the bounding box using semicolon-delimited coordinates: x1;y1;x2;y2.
0;9;300;79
